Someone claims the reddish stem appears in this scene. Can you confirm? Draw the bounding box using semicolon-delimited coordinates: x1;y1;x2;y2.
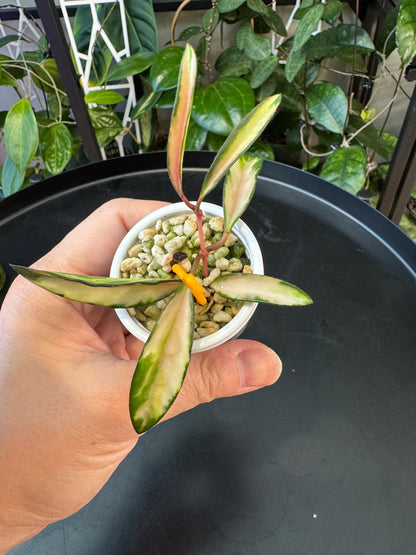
195;207;209;277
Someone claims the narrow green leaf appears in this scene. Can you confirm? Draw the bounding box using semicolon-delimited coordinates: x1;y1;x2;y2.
0;34;19;48
11;265;181;307
4;98;38;174
199;94;281;200
84;90;124;105
307;83;348;134
320;145;367;194
40;124;73;175
1;156;25;197
292;4;324;52
177;26;203;41
129;284;194;433
131;90;162;120
211;273;313;305
167;44;197;199
106;52;156;82
250;55;278;88
348;114;397;160
0;67;17;87
397;0;416;66
261;8;287;37
155;88;176;109
223;155;263;232
192;77;255;136
150;46;184;92
202;8;220;33
285;43;307;82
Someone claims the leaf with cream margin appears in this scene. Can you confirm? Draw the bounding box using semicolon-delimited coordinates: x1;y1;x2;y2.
167;43;197;199
129;284;194;433
211;273;313;305
11;265;181;307
223;155;263;233
198;94;281;202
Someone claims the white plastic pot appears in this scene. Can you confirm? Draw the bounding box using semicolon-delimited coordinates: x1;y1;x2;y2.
110;202;264;353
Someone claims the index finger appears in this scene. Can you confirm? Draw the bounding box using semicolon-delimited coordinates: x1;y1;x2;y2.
38;199;169;276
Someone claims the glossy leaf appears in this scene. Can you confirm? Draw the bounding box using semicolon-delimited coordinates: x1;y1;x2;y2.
274;67;304;111
131;90;162;120
250;55;278;88
348;114;397;160
320;146;367;194
293;4;324;52
106;52;156;82
31;59;64;96
155;88;176;109
4;98;38;174
376;6;399;58
397;0;416;66
192;77;255;136
185;119;208;151
247;140;275;161
12;265;181;307
150;46;184;92
220;60;252;78
0;67;17;87
88;106;123;148
307;83;348;134
223;155;263;232
1;156;25;197
40;124;73;175
199;94;281;200
129;284;194;433
214;46;243;72
84;90;124;105
167;44;197;199
73;0;157;85
211;273;313;305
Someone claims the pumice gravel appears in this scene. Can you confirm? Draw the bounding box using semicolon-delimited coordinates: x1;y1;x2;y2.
120;213;252;339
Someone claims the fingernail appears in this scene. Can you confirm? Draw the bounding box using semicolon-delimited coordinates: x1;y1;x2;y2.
237;348;280;388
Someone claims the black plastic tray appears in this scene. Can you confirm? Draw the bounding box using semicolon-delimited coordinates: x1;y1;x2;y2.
2;152;416;555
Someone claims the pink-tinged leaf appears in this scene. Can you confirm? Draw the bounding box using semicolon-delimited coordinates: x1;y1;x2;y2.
167;43;198;198
223;154;263;233
198;94;281;201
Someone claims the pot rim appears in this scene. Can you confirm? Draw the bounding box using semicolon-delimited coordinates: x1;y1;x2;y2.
110;201;264;353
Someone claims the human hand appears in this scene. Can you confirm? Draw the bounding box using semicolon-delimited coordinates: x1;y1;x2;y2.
0;198;281;552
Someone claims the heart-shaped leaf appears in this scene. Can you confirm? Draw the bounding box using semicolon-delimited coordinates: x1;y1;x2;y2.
129;284;194;433
167;44;197;199
211;273;313;305
198;93;281;200
397;0;416;66
11;265;181;307
88;106;123;148
223;155;263;232
214;46;243;72
320;145;367;194
307;83;348;134
192;77;255;135
4;98;38;174
39;124;73;175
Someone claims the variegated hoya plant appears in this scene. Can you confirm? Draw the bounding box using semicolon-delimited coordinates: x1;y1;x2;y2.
12;45;312;434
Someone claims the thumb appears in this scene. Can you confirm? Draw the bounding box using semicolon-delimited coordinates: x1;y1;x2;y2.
164;339;282;422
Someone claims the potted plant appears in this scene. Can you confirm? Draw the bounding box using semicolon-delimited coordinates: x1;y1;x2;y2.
11;45;312;434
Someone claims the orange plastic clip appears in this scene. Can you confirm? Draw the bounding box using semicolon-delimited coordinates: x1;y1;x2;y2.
171;264;207;305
